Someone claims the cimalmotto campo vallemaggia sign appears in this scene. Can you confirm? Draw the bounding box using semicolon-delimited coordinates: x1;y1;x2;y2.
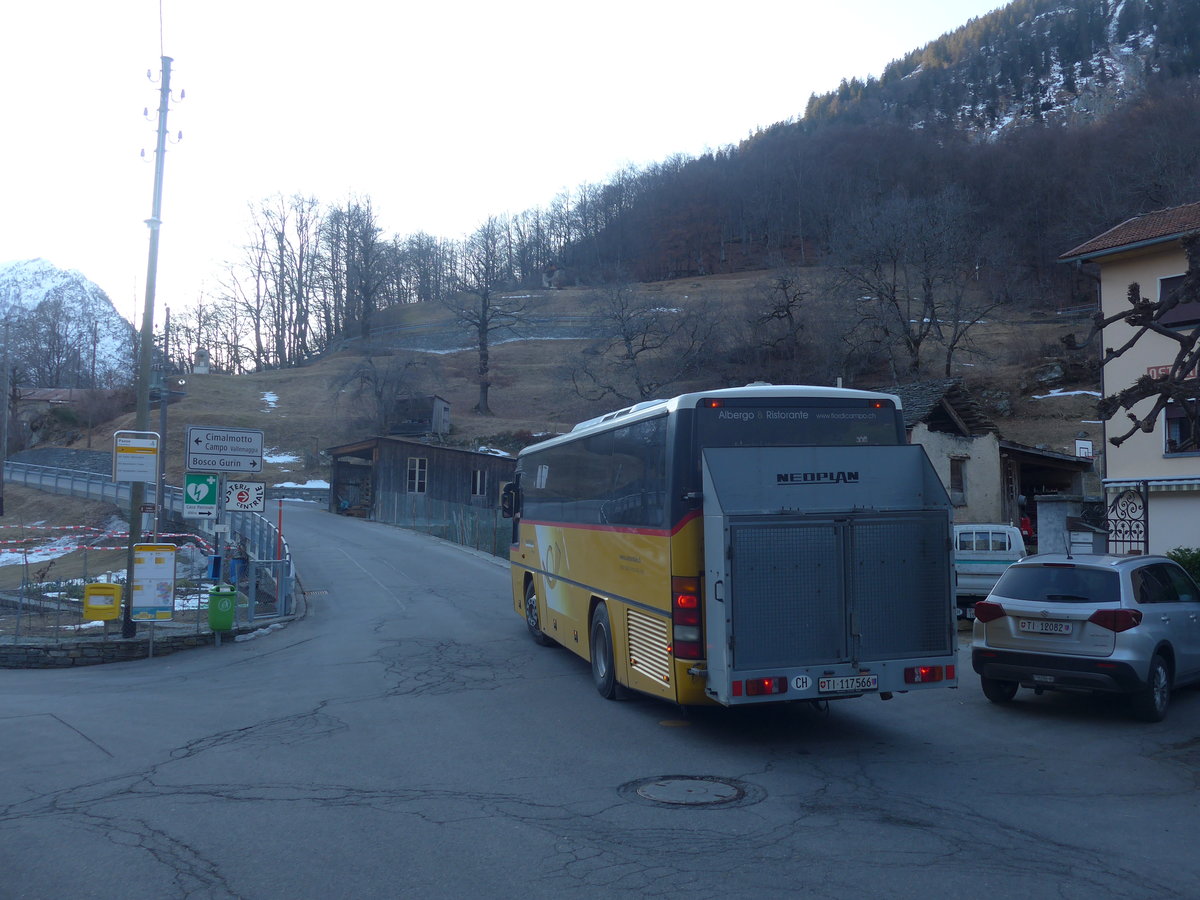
185;425;264;473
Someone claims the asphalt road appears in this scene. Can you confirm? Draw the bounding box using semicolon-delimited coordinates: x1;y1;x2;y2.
2;503;1198;899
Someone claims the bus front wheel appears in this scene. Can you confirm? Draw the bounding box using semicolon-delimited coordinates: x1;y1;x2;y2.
525;581;554;647
591;603;618;699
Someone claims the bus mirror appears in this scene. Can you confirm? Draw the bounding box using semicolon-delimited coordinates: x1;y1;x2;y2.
501;482;519;519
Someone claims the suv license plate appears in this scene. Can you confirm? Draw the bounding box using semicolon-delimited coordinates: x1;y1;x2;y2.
819;675;878;693
1018;619;1073;634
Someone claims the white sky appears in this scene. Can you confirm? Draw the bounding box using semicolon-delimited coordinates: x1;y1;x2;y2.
1;0;1005;323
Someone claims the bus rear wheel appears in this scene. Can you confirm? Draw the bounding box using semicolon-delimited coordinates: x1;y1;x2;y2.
525;581;554;647
591;603;618;699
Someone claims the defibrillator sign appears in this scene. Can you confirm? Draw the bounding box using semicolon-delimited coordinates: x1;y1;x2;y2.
225;481;266;512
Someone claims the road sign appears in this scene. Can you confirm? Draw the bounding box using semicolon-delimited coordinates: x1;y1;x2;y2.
183;473;220;518
186;425;265;473
113;431;159;483
226;480;265;512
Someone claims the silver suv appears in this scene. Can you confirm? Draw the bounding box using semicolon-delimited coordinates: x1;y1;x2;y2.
971;554;1200;721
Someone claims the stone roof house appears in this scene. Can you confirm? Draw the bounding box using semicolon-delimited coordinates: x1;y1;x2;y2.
885;379;1091;532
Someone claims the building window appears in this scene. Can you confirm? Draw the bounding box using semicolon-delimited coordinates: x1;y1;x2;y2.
1165;400;1200;454
1159;274;1200;327
407;457;428;493
471;469;486;496
949;457;967;506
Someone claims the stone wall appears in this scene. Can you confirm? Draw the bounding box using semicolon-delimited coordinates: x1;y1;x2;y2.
0;626;258;668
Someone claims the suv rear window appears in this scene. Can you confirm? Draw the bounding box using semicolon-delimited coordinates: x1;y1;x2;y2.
993;565;1120;604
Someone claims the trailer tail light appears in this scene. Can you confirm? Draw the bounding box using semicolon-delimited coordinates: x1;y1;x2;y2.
904;665;946;684
1088;608;1143;633
671;576;703;659
744;677;787;696
973;600;1006;623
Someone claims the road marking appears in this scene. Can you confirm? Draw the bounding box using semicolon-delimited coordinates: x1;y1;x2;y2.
338;549;410;608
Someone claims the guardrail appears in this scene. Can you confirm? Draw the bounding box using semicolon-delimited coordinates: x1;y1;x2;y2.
4;461;293;617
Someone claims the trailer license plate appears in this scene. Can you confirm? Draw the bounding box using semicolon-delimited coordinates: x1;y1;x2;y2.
1018;619;1073;634
818;675;878;693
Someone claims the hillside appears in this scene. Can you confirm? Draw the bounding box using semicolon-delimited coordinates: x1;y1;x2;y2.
805;0;1200;134
62;270;1103;488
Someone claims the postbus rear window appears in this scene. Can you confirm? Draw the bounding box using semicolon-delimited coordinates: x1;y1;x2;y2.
696;399;902;447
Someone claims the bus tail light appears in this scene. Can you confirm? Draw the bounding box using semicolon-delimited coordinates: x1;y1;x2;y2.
671;576;703;660
743;677;787;696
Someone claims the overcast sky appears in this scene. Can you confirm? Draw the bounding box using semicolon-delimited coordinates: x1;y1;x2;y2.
1;0;1005;322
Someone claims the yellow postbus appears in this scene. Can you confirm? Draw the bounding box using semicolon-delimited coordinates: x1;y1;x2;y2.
501;384;958;707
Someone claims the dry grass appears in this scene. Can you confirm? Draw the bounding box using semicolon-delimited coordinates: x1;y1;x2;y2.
0;485;131;591
30;269;1100;517
1;271;1103;632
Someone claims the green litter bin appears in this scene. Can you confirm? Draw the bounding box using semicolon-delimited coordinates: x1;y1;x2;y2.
208;584;237;632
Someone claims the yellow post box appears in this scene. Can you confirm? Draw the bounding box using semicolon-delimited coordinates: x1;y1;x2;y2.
83;583;122;622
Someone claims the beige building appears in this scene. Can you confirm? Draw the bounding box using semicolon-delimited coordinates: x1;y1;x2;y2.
887;379;1090;538
1060;201;1200;554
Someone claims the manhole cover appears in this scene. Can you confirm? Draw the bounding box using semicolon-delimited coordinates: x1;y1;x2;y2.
620;775;765;809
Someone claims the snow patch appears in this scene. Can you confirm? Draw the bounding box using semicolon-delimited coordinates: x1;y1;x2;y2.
1032;389;1101;400
262;392;279;409
274;479;329;489
264;448;299;463
234;622;288;642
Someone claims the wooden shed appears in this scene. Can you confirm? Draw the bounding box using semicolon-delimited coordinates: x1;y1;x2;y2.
390;396;451;436
327;436;516;522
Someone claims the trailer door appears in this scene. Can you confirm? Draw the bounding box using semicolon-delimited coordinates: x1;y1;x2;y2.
700;446;952;704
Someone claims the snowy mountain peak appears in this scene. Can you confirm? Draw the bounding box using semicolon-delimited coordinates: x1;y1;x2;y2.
0;258;135;387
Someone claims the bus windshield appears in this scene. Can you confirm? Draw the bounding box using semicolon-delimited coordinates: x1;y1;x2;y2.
695;398;902;448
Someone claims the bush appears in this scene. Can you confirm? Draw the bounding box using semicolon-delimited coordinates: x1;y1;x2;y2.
1166;547;1200;584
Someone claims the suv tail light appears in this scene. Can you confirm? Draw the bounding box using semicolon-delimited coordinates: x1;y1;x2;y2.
1088;608;1143;633
974;600;1006;623
671;576;703;659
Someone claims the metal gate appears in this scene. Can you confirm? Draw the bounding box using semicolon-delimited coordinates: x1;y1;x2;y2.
1106;482;1149;555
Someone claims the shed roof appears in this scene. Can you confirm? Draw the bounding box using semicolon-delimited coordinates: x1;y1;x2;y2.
883;379;998;436
1059;200;1200;262
326;435;513;462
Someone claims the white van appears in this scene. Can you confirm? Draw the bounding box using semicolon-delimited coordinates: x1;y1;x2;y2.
953;524;1027;619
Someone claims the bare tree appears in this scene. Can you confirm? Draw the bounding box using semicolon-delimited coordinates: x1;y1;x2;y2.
833;188;998;382
332;350;430;434
445;217;527;415
402;231;456;304
1093;234;1200;447
262;194;323;364
754;270;808;368
572;282;719;403
319;197;387;342
223;209;273;369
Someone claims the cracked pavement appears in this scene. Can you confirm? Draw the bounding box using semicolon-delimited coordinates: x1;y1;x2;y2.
2;503;1198;898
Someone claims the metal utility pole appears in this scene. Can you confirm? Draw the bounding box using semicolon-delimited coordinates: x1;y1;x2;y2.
87;321;97;449
155;307;170;540
123;56;174;638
